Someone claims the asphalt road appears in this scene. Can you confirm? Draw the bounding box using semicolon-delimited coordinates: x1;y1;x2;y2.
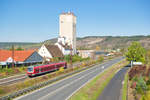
14;57;124;100
97;66;129;100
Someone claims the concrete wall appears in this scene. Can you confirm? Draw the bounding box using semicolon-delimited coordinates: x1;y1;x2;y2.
78;50;94;58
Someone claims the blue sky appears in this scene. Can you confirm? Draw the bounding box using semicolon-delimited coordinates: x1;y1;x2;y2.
0;0;150;42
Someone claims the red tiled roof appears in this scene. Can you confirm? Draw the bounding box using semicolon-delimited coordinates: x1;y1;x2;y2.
0;49;35;62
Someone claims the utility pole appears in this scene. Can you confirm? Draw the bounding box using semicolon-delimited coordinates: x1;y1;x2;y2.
12;45;15;68
70;45;73;68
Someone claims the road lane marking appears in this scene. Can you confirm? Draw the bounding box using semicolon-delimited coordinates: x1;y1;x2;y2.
122;81;124;85
38;67;102;100
102;66;105;69
65;67;109;100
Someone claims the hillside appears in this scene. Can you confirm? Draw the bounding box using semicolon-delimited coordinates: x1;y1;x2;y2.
0;35;150;50
76;36;150;50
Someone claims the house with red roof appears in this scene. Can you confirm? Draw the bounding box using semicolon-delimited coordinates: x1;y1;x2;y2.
0;49;43;66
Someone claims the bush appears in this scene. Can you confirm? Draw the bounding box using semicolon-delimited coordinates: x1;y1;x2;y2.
135;77;148;95
64;55;90;63
146;77;150;85
47;74;52;78
17;67;26;73
0;87;5;94
58;67;64;73
6;68;14;73
98;56;104;62
81;62;86;67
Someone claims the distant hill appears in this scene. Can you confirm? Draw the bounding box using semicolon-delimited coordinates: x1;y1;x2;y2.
0;35;150;50
0;42;41;50
76;35;150;50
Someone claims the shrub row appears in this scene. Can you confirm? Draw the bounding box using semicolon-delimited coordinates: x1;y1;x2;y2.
128;65;146;80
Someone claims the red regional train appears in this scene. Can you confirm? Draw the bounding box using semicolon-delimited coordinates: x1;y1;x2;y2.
27;62;67;77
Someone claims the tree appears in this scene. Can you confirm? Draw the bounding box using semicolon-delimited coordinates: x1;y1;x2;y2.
98;56;104;62
120;48;126;55
125;42;146;63
16;47;24;51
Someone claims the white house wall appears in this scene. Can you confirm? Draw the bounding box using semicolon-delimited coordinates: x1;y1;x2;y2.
38;45;52;61
55;43;70;55
55;43;65;55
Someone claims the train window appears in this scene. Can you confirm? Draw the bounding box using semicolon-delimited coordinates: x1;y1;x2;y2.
45;67;47;71
47;66;49;70
35;69;39;72
28;67;33;72
41;68;43;72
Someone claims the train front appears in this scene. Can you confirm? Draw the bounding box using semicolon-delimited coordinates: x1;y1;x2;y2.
27;66;34;77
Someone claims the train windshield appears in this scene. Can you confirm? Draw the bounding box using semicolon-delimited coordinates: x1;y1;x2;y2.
28;66;33;72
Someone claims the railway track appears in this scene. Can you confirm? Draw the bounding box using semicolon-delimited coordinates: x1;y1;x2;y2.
0;74;27;86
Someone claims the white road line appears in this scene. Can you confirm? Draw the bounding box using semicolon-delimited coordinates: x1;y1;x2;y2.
65;67;108;100
65;61;121;100
122;81;124;85
38;67;102;100
102;66;105;69
0;76;27;85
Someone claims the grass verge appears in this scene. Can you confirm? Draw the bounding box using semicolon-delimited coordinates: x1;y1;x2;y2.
122;72;128;100
70;59;128;100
